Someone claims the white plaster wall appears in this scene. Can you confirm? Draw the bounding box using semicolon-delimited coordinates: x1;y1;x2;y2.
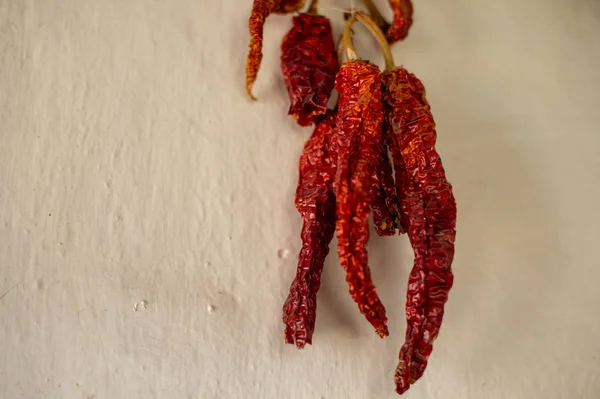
1;0;600;398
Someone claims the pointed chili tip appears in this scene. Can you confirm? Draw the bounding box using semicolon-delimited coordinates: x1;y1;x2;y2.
246;86;258;101
376;325;390;338
296;341;306;349
395;385;410;395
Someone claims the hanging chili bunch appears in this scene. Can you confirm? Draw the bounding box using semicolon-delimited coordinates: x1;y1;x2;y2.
244;1;457;396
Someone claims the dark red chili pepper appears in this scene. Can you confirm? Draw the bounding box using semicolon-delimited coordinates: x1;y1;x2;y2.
334;59;389;338
246;0;306;100
281;10;339;126
381;67;457;395
282;110;338;348
370;131;402;236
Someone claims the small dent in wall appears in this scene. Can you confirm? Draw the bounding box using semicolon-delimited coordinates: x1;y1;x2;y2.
132;300;148;312
207;304;216;313
277;248;290;259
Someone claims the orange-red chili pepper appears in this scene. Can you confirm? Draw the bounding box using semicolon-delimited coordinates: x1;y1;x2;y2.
334;59;389;338
282;110;338;348
246;0;306;100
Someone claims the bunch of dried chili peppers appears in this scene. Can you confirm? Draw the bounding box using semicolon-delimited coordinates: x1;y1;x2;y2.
245;0;456;395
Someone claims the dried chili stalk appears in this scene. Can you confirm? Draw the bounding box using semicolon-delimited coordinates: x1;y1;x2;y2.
333;18;390;337
361;0;414;43
282;110;338;348
246;0;306;100
382;68;456;394
281;5;339;126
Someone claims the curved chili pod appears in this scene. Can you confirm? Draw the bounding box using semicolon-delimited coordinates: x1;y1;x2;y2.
381;67;457;395
370;128;402;236
387;0;414;43
281;14;339;126
246;0;306;100
361;0;413;44
282;111;338;348
334;60;389;338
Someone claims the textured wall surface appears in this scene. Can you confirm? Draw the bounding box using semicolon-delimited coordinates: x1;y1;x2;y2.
1;1;600;398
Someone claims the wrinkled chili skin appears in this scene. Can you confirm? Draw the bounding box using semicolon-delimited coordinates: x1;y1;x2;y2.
370;129;401;236
282;111;338;348
381;68;457;395
281;14;339;126
334;60;389;338
387;0;414;43
246;0;306;100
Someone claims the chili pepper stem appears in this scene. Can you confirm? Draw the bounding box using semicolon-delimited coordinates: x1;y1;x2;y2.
361;0;389;31
354;12;396;71
342;15;359;61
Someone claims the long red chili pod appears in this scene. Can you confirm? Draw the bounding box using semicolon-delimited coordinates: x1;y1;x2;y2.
282;110;338;348
370;132;402;236
334;59;389;338
382;67;457;395
246;0;306;100
281;11;339;126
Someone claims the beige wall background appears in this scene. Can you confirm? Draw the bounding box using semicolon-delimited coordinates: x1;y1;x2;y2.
1;0;600;398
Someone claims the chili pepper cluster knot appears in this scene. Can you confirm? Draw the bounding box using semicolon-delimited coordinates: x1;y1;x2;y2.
244;1;456;396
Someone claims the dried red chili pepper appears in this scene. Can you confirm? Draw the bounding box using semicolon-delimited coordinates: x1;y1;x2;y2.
334;20;390;337
246;0;306;100
387;0;413;42
382;67;456;394
282;110;338;348
370;131;402;236
347;11;456;394
280;4;339;126
361;0;414;43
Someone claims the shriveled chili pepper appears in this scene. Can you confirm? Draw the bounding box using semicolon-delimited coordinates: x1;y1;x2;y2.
387;0;413;42
361;0;414;43
370;130;402;236
282;110;338;348
333;20;390;338
280;1;339;126
383;67;456;394
246;0;306;100
349;11;456;395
